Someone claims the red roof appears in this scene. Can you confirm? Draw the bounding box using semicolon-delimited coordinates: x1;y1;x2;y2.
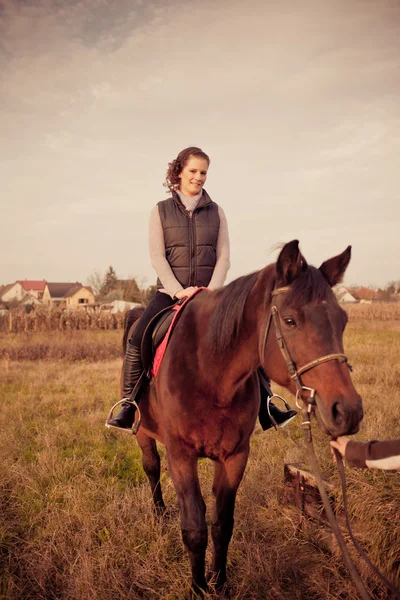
351;286;379;301
17;280;47;292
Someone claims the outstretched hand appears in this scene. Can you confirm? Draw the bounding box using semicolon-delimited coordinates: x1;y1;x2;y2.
330;436;350;460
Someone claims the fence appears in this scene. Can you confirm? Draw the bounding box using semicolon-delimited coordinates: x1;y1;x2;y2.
345;302;400;321
0;307;138;333
2;302;400;334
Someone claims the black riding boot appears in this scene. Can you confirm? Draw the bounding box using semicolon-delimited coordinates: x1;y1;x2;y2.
107;342;144;430
258;370;298;431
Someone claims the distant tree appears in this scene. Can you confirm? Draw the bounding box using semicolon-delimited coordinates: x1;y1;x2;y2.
102;289;124;302
376;288;387;301
386;280;400;294
86;269;103;298
86;270;156;306
144;285;157;305
386;283;396;295
99;266;118;298
120;278;141;303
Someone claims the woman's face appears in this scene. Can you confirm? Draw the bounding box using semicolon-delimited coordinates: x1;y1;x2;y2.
178;156;208;197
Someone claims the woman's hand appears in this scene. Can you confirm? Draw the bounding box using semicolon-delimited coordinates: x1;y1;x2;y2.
330;436;350;459
175;287;198;300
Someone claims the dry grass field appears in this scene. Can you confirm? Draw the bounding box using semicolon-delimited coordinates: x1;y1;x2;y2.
0;307;399;600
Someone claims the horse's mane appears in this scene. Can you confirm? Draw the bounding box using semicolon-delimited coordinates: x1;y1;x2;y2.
207;271;260;355
207;264;332;356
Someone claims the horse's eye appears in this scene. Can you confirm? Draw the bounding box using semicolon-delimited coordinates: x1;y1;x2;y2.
283;317;296;328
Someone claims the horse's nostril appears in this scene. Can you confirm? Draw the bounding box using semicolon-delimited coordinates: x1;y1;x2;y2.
332;401;344;425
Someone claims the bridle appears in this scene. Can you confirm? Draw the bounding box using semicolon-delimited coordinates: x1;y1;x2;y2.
259;286;351;417
259;285;400;600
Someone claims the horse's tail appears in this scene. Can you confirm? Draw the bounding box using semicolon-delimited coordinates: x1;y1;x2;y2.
122;306;145;354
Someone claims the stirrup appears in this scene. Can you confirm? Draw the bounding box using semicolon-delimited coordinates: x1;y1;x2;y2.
105;398;142;435
267;394;293;430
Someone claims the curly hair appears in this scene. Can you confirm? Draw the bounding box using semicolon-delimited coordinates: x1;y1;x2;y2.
163;147;210;193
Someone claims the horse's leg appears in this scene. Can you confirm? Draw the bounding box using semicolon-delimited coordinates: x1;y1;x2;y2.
136;430;166;515
166;445;208;597
210;445;250;592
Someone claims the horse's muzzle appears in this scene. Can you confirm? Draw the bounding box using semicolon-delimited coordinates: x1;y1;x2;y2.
315;394;364;437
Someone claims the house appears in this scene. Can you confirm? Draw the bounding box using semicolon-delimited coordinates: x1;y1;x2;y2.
0;283;44;309
351;286;379;302
43;282;95;308
339;291;357;304
1;280;47;304
100;299;142;314
19;293;43;307
333;285;357;304
0;298;9;315
17;280;47;300
0;282;26;303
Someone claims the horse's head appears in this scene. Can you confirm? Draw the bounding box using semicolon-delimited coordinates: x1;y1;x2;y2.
263;240;363;437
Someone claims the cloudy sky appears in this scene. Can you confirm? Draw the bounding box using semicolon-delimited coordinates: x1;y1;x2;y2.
1;0;399;289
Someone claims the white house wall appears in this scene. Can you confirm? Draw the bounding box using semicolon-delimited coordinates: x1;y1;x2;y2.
1;283;26;302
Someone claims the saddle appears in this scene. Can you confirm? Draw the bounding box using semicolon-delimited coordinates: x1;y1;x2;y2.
141;304;178;376
141;288;208;378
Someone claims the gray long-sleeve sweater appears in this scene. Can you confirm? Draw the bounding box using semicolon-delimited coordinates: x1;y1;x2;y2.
149;190;230;297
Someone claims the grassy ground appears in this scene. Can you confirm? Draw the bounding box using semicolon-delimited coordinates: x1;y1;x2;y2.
0;320;399;599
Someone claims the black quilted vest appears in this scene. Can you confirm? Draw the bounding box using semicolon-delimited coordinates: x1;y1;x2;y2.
156;189;220;290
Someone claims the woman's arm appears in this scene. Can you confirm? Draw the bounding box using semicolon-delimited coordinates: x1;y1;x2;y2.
148;206;183;298
331;436;400;470
207;206;231;290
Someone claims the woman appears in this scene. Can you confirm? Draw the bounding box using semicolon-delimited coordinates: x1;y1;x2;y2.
331;436;400;471
107;146;297;431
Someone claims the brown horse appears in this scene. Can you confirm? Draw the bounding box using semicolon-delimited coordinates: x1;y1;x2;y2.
122;240;363;597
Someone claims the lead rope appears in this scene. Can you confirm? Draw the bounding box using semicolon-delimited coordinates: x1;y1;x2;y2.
301;413;370;600
260;289;400;599
303;419;400;599
334;449;400;598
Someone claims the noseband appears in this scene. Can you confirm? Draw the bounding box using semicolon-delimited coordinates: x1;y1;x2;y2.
258;286;351;422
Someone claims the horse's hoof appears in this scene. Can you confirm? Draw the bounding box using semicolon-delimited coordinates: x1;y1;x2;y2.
214;581;231;598
153;503;167;519
206;572;230;598
188;587;207;600
217;583;231;599
188;581;208;599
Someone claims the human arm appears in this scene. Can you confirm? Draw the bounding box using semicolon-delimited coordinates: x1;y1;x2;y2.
149;206;198;299
330;436;400;471
149;206;184;298
207;206;231;290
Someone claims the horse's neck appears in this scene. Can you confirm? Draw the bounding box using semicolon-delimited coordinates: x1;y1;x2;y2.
229;268;272;372
205;268;273;400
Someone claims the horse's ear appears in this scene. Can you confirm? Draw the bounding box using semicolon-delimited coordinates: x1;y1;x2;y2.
319;246;352;287
276;240;308;286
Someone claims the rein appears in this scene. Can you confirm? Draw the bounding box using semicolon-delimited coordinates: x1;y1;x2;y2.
260;286;400;600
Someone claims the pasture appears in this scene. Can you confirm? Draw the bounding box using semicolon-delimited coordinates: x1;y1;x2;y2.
0;306;399;600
